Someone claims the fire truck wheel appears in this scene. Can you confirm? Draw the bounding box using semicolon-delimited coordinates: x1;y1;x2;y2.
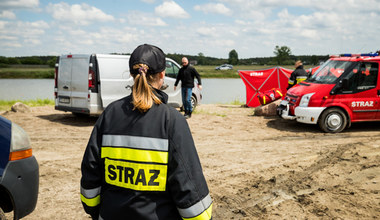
318;108;347;133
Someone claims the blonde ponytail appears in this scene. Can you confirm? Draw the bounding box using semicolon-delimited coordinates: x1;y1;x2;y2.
131;64;162;112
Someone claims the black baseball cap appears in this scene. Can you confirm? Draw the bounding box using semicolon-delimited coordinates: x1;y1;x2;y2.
129;44;166;75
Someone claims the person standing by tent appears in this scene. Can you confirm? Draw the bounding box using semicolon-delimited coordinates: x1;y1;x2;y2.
287;60;308;89
80;44;212;220
174;57;202;119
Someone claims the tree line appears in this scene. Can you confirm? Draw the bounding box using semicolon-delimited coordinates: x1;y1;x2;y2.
0;56;57;67
0;46;329;68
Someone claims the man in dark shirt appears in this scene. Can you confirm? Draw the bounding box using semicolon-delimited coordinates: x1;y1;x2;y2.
174;57;202;118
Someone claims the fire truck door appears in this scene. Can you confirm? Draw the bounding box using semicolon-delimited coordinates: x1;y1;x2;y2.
377;89;380;120
344;62;379;121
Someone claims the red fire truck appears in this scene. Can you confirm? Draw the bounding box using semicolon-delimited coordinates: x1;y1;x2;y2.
278;52;380;133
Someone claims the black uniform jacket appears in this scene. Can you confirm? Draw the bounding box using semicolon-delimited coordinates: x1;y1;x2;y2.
174;65;202;88
287;65;308;89
80;89;212;220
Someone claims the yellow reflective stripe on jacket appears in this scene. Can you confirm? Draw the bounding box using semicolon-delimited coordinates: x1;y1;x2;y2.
104;158;167;191
182;204;212;220
101;147;168;164
81;194;101;207
102;134;168;151
178;194;213;220
81;186;101;198
288;79;295;85
296;76;307;83
80;186;101;207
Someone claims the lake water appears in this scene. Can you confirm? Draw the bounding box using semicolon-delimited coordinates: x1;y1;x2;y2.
0;78;247;104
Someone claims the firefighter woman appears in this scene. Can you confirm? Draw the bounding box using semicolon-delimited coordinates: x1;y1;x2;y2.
80;44;212;220
287;60;309;89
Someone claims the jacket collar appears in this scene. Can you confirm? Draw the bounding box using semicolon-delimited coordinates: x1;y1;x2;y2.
153;88;168;104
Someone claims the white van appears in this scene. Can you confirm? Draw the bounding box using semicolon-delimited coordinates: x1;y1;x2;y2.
54;54;202;115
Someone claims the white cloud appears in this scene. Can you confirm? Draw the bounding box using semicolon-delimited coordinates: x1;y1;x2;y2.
0;21;7;29
24;38;41;45
196;26;219;37
0;20;49;36
0;35;17;41
194;3;231;16
0;20;49;49
155;1;190;19
46;2;115;26
214;39;235;47
126;11;167;26
0;10;16;19
0;0;39;9
2;42;22;48
52;25;142;54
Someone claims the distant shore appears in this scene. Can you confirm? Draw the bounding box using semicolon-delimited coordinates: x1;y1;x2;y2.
0;64;307;79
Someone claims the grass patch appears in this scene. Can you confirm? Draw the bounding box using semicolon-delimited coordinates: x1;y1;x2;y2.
0;99;54;111
228;99;245;106
0;67;54;79
193;108;226;117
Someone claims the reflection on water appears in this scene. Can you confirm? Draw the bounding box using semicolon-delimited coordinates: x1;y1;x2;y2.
201;78;245;104
0;79;54;101
0;78;246;104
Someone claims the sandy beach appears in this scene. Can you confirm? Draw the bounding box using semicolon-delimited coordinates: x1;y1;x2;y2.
2;104;379;219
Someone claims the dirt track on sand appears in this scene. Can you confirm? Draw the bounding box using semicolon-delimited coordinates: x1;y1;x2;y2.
2;104;379;219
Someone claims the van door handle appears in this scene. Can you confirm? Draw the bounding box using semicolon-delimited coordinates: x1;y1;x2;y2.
125;85;132;90
63;86;69;89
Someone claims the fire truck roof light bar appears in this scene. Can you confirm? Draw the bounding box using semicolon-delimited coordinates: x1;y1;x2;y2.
341;52;379;57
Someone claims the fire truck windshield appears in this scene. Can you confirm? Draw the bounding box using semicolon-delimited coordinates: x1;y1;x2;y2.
307;60;355;84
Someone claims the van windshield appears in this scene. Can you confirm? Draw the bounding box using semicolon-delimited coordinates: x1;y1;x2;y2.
307;60;354;84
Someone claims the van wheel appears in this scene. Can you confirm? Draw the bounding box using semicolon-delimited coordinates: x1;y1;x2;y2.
318;108;347;133
0;207;6;220
191;95;197;111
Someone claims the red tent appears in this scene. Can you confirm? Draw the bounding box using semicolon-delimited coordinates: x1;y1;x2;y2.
238;67;293;107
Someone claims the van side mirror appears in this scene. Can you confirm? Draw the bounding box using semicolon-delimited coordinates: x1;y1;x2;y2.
331;78;349;95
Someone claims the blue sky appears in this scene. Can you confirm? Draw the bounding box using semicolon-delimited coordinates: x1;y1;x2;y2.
0;0;379;58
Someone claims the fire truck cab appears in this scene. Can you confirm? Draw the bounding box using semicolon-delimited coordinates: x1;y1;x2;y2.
278;52;380;133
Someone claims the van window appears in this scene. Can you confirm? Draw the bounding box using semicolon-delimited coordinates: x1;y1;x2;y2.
343;62;378;93
165;61;179;78
308;60;352;84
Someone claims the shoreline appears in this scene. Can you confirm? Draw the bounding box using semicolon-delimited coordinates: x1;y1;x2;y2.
0;64;313;79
